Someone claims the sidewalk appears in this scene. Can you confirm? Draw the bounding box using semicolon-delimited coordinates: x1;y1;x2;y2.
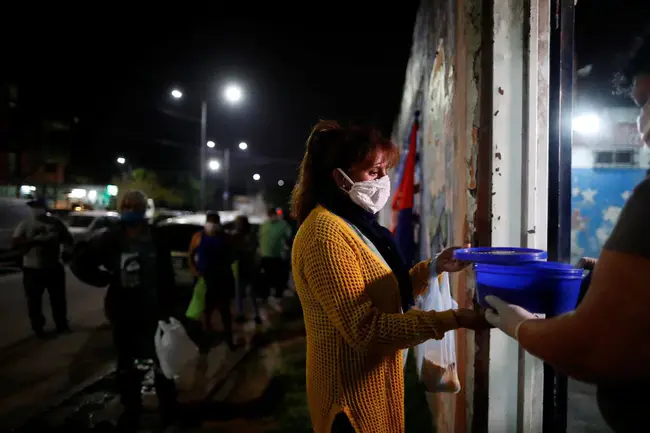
19;293;300;432
0;317;113;430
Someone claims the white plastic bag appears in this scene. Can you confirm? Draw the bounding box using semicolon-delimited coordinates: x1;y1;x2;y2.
415;272;460;393
154;317;199;379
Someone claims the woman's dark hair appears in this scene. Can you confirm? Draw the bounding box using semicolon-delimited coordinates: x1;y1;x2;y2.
291;120;399;224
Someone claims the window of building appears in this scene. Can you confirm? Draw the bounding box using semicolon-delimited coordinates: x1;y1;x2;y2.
593;149;638;167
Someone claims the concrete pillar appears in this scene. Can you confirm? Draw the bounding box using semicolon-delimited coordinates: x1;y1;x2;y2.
484;0;550;431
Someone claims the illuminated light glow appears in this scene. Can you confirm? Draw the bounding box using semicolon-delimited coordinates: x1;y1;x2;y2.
209;159;221;171
253;173;261;181
107;185;119;196
70;188;87;199
171;89;183;99
207;141;216;148
224;84;243;103
239;142;248;150
572;114;601;135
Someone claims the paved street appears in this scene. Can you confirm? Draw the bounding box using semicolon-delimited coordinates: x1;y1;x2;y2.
0;269;112;430
0;268;107;349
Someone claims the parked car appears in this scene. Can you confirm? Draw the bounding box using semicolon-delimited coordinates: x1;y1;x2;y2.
156;212;263;289
152;209;192;226
0;198;32;266
65;210;120;244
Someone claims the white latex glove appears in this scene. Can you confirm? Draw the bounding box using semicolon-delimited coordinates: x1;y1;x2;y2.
484;295;539;340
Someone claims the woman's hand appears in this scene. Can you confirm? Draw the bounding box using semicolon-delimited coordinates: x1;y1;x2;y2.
436;244;472;274
453;308;493;331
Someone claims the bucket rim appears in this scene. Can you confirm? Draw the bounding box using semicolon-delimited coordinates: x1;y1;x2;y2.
474;262;583;277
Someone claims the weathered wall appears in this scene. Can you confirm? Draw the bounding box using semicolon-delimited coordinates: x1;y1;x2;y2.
389;0;483;432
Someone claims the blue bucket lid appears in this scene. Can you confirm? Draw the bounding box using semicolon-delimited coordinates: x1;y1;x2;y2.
453;247;547;265
474;261;583;277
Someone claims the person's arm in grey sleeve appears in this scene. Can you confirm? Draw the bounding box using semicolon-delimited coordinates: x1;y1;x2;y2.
513;178;650;383
70;229;112;287
54;218;74;246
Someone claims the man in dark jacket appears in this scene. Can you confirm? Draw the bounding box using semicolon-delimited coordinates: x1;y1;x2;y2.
70;190;178;431
12;197;74;337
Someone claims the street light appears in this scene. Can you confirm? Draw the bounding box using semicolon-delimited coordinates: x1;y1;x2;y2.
253;173;261;181
238;142;248;150
117;157;126;165
169;83;245;211
208;159;221;171
278;180;285;186
572;114;600;135
224;84;243;104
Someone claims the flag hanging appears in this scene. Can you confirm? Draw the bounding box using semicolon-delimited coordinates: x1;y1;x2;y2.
391;114;419;265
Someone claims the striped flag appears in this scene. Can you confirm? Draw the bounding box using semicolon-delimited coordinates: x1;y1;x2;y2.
391;116;419;265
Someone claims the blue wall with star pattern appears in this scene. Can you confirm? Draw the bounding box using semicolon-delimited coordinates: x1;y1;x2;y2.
570;168;647;263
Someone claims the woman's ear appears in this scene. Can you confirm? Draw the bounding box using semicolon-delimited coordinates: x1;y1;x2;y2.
332;169;352;191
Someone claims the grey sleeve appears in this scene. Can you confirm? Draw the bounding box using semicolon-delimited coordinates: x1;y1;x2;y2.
603;177;650;259
12;220;26;238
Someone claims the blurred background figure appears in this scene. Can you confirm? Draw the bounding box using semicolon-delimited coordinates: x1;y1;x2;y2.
188;211;237;350
11;197;73;338
258;207;293;310
232;215;262;324
70;190;178;431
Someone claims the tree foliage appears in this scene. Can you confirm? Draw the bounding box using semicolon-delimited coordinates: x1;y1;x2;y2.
113;168;184;207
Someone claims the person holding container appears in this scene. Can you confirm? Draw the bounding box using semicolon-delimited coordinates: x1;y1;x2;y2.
485;33;650;433
290;120;491;433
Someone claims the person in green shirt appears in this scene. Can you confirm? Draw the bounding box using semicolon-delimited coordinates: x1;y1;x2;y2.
258;208;293;306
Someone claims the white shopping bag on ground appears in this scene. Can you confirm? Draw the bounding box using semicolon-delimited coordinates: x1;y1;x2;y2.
154;317;199;379
415;272;461;394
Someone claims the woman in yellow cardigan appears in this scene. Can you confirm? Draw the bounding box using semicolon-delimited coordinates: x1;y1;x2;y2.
290;120;489;433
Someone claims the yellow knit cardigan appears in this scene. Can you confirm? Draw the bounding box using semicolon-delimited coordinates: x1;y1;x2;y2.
292;206;459;433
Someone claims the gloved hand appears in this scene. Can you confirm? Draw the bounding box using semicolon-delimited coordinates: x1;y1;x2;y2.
484;296;539;340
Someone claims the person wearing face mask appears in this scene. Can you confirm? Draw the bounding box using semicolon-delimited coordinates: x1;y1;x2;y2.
484;32;650;433
258;207;293;308
70;190;178;431
187;211;237;350
11;198;74;338
290;120;491;433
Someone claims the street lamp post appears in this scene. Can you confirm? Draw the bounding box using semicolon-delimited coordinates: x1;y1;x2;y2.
223;148;231;210
200;101;208;210
170;84;243;211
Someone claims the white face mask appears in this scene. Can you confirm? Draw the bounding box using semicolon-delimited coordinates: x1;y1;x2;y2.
204;222;219;233
638;101;650;147
337;169;391;214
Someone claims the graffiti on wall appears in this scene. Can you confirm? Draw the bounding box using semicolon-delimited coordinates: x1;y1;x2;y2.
570;168;646;263
424;39;456;259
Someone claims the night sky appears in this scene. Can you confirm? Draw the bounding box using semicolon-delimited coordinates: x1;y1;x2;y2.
4;0;648;193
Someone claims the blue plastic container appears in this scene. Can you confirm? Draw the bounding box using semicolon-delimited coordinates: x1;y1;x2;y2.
453;247;547;265
475;261;584;315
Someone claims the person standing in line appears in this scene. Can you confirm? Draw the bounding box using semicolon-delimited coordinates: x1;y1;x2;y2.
12;197;73;338
232;215;262;324
258;207;293;309
291;120;489;433
70;191;178;431
188;211;237;350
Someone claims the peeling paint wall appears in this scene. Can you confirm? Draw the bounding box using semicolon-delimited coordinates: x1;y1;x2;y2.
391;0;551;431
389;0;483;432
